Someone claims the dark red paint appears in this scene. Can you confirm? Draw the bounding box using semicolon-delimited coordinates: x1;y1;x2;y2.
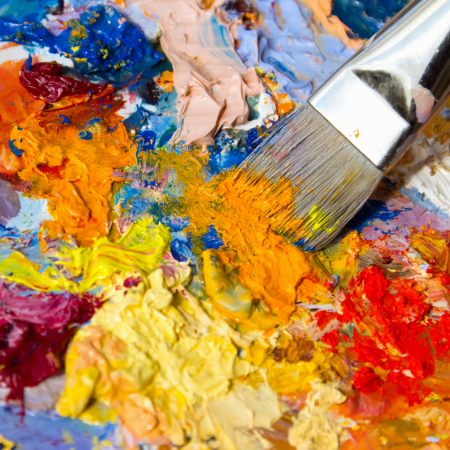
0;281;102;403
19;61;104;103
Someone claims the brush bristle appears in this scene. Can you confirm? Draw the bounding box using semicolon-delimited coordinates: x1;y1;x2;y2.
234;102;384;250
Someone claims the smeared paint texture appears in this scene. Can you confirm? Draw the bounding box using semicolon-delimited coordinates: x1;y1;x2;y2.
8;84;135;246
0;218;171;293
0;279;100;404
0;4;163;83
131;0;262;144
1;0;450;449
55;5;164;83
0;59;45;177
19;60;106;103
332;0;409;39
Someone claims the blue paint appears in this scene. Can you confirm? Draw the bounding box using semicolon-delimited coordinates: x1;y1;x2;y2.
78;130;93;140
0;5;163;84
0;406;120;450
0;0;60;23
58;115;71;124
199;225;224;250
0;19;57;51
56;5;164;83
9;139;23;157
207;131;250;176
332;0;409;39
440;108;450;120
345;199;404;232
246;126;267;152
137;129;156;158
400;185;449;217
158;124;177;148
200;14;245;68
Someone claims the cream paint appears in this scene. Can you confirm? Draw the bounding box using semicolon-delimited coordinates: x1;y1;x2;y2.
288;380;347;450
129;0;262;145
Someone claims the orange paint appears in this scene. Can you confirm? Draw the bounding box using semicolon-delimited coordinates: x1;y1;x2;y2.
275;92;295;115
154;71;174;92
0;59;45;175
156;149;330;325
10;89;136;246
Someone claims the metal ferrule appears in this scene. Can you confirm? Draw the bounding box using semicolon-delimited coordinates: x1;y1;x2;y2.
309;0;450;172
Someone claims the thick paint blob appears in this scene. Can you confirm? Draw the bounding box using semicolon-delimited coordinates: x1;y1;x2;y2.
0;280;101;403
1;1;450;449
19;60;106;103
0;58;44;176
9;87;136;245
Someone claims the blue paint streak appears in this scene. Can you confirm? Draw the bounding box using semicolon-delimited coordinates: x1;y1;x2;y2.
9;139;23;157
199;225;224;250
345;199;404;232
0;406;118;450
332;0;409;39
400;185;449;217
158;124;177;148
200;14;244;68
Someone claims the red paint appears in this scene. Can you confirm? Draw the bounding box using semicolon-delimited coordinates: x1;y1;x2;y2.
0;281;102;404
19;61;105;103
353;367;383;394
37;158;69;179
318;265;450;405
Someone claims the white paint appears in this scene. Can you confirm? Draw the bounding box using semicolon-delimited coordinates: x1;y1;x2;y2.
0;44;29;64
235;92;278;130
115;88;143;118
6;194;53;232
389;135;450;214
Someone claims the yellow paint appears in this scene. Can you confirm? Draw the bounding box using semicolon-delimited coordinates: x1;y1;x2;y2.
411;230;449;273
0;218;170;293
0;434;15;450
317;231;370;286
288;380;347;450
154;70;174;92
56;224;337;447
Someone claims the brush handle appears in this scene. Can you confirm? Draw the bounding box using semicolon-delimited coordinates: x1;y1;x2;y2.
309;0;450;171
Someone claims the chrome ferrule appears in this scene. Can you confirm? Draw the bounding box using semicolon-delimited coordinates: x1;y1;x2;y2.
309;0;450;171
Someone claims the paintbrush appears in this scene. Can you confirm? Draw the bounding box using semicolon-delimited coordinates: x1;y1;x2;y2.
235;0;450;250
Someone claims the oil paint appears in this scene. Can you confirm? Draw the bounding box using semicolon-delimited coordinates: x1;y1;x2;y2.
1;0;450;449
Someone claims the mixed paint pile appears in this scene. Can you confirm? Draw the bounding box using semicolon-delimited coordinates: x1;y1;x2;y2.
2;0;450;448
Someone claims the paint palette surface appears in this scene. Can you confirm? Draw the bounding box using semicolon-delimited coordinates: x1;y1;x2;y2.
0;0;450;449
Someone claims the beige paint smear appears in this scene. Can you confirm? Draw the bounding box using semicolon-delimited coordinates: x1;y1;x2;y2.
130;0;262;145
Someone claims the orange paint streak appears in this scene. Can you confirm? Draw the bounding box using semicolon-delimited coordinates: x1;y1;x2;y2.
0;59;45;175
10;89;136;246
157;148;329;325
